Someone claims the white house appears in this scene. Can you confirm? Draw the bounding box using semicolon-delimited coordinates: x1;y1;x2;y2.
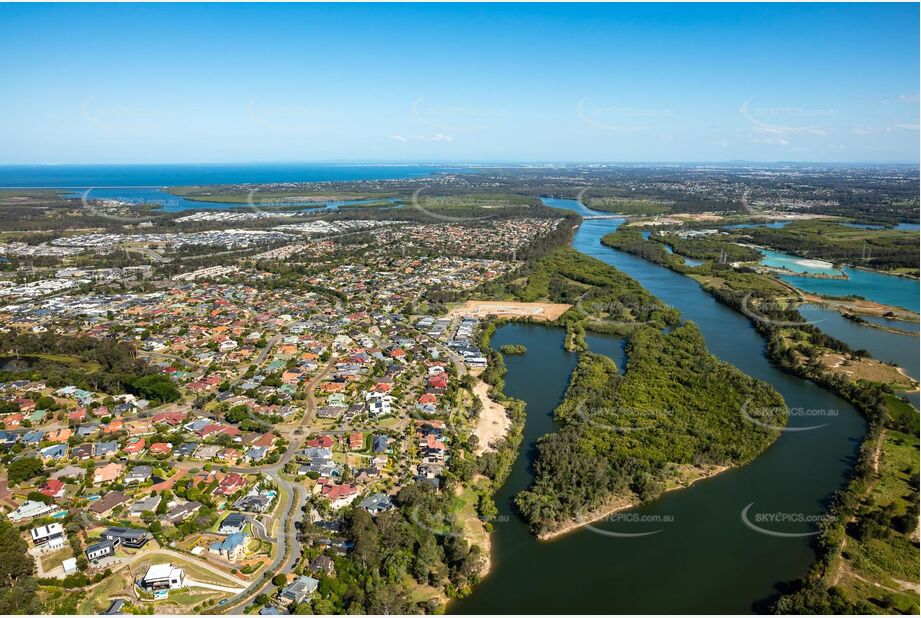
30;523;66;551
141;563;186;591
7;500;54;522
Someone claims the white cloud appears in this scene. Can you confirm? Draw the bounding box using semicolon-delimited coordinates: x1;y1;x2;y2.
389;133;453;143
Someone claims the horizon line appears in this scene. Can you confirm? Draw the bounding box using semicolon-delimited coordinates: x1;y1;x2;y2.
1;160;919;167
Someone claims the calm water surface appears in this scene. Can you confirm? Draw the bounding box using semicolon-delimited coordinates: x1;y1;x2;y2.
452;198;868;614
778;266;919;313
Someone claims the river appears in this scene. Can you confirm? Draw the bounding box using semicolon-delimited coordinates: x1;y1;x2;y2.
451;198;869;614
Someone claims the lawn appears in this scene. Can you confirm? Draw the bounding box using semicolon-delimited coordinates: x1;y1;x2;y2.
40;545;74;572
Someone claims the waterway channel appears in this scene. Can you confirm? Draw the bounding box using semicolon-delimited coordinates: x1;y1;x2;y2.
451;198;870;614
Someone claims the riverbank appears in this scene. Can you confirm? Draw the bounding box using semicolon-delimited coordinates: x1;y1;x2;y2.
802;292;919;323
453;198;869;614
851;263;919;280
761;265;847;280
472;379;512;457
594;215;918;612
537;463;730;541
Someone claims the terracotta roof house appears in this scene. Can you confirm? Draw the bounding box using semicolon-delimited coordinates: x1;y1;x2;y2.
213;472;247;496
149;442;172;455
46;428;72;443
93;462;123;485
122;438;146;455
39;478;66;498
307;435;334;449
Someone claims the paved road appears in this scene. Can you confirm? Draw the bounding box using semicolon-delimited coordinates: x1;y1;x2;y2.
186;579;246;594
218;357;336;613
95;548;250;588
140;350;199;369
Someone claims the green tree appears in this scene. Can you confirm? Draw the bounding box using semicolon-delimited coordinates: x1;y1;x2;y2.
6;457;43;486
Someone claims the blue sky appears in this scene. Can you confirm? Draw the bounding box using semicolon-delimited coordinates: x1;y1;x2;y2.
0;2;918;163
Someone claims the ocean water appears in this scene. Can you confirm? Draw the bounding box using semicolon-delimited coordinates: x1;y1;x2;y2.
0;163;450;211
0;163;451;187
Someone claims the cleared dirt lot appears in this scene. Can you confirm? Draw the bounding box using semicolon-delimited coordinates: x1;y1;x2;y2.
472;380;511;456
447;300;572;321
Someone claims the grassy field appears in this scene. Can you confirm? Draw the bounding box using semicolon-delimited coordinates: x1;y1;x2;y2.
835;428;920;613
584;196;672;215
76;568;134;614
40;545;75;572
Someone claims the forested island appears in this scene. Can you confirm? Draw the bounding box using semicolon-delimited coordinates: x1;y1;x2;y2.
515;324;785;538
474;244;787;538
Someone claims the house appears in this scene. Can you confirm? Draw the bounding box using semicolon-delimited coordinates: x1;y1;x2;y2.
141;563;186;591
152;411;186;426
306;435;334;449
7;500;54;522
213;472;247;496
102;526;151;549
300;446;333;461
101;599;126;615
0;431;19;447
348;432;364;450
368;398;391;417
279;575;319;606
46;428;72;443
165;500;202;524
372;435;389;453
253;433;276;448
2;416;23;430
68;408;87;423
218;512;246;535
88;491;129;516
129;495;161;517
358;493;394;515
122;438;146;456
39;478;66;499
320;483;359;510
313;537;354;556
209;531;249;562
244;446;267;463
194;444;221;460
51;465;85;481
30;523;66;551
308;555;335;576
39;443;67;461
234;494;272;513
93;462;123;485
95;441;119;458
175;442;199;457
149;442;172;456
86;539;117;561
21;430;44;445
125;465;153;484
70;443;94;460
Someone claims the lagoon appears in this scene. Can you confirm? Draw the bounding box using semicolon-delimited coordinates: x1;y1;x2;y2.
760;249;842;276
778;266;920;313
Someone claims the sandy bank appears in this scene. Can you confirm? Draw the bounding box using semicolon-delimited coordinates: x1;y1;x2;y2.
537;464;730;541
